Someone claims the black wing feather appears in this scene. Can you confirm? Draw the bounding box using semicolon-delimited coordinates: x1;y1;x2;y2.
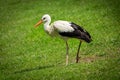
71;22;91;38
59;22;92;43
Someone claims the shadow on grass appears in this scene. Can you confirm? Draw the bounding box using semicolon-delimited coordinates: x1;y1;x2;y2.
14;65;54;74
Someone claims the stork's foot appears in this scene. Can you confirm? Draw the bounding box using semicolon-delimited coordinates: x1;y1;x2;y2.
76;57;80;63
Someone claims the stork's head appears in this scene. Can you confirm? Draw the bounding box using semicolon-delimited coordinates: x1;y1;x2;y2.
34;14;51;28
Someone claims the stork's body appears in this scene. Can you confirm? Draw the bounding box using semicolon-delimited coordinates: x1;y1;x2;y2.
35;14;92;65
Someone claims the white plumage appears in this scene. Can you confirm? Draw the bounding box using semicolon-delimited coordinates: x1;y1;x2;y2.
53;20;74;32
34;14;92;65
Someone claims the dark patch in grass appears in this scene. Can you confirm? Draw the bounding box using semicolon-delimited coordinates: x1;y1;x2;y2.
14;65;54;74
80;55;103;63
9;0;21;5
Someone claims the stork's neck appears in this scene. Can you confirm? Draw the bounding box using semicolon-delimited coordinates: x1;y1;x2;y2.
44;21;51;32
44;20;50;26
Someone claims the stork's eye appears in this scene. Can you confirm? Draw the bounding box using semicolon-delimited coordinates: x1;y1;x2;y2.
43;17;46;20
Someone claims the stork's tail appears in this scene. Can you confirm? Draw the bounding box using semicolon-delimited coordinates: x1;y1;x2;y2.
81;35;92;43
86;38;92;43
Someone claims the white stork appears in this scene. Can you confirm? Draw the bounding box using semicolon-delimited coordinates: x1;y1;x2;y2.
34;14;92;65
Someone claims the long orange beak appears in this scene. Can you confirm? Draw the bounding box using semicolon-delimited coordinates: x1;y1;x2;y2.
34;20;43;28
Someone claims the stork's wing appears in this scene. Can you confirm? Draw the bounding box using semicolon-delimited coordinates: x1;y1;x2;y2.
70;22;91;39
52;20;92;43
52;20;74;32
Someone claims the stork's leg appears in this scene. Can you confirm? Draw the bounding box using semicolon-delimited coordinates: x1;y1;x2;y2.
76;41;82;63
66;41;69;65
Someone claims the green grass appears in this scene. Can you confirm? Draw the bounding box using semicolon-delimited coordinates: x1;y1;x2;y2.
0;0;120;80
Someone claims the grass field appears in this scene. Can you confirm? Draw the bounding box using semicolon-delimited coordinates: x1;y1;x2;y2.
0;0;120;80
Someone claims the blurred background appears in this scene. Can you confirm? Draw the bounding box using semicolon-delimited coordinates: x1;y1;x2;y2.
0;0;120;80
